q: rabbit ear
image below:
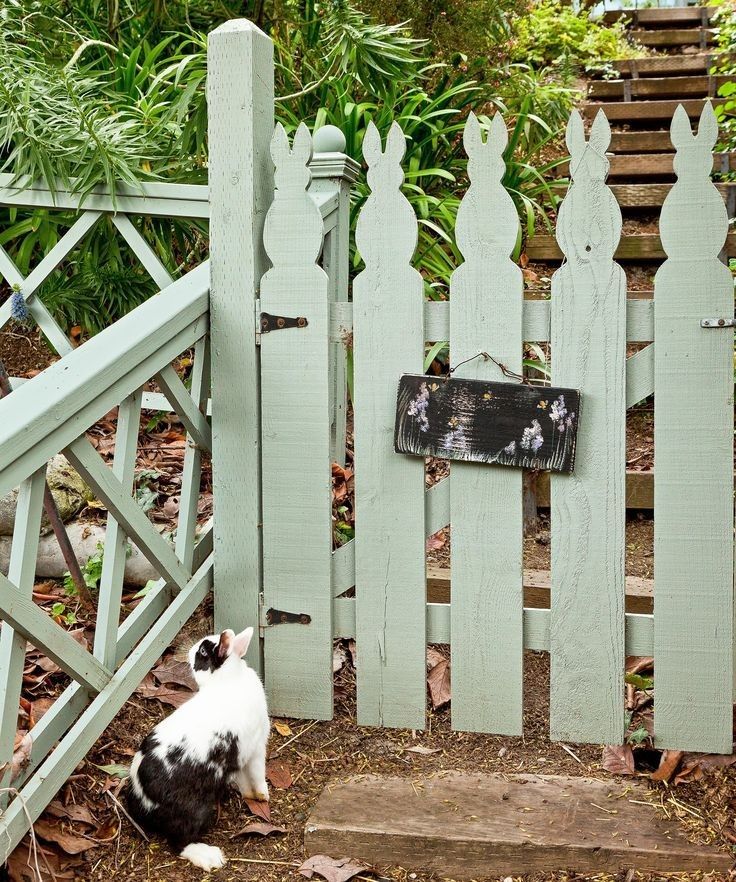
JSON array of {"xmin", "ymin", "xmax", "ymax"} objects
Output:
[
  {"xmin": 385, "ymin": 121, "xmax": 407, "ymax": 164},
  {"xmin": 489, "ymin": 112, "xmax": 508, "ymax": 153},
  {"xmin": 670, "ymin": 104, "xmax": 695, "ymax": 149},
  {"xmin": 217, "ymin": 629, "xmax": 235, "ymax": 660},
  {"xmin": 270, "ymin": 123, "xmax": 290, "ymax": 165},
  {"xmin": 362, "ymin": 121, "xmax": 383, "ymax": 166},
  {"xmin": 565, "ymin": 111, "xmax": 586, "ymax": 162},
  {"xmin": 588, "ymin": 110, "xmax": 611, "ymax": 155},
  {"xmin": 463, "ymin": 112, "xmax": 485, "ymax": 156},
  {"xmin": 230, "ymin": 627, "xmax": 254, "ymax": 659},
  {"xmin": 291, "ymin": 121, "xmax": 313, "ymax": 165},
  {"xmin": 695, "ymin": 101, "xmax": 718, "ymax": 150}
]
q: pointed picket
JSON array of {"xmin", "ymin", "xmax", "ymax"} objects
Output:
[
  {"xmin": 450, "ymin": 113, "xmax": 524, "ymax": 734},
  {"xmin": 354, "ymin": 122, "xmax": 426, "ymax": 729},
  {"xmin": 654, "ymin": 104, "xmax": 733, "ymax": 753},
  {"xmin": 260, "ymin": 123, "xmax": 333, "ymax": 719},
  {"xmin": 550, "ymin": 110, "xmax": 626, "ymax": 744}
]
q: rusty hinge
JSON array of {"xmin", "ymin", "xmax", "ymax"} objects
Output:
[
  {"xmin": 701, "ymin": 317, "xmax": 736, "ymax": 328},
  {"xmin": 258, "ymin": 594, "xmax": 312, "ymax": 636},
  {"xmin": 259, "ymin": 312, "xmax": 308, "ymax": 334}
]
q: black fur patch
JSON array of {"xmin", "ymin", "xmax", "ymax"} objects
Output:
[
  {"xmin": 192, "ymin": 638, "xmax": 225, "ymax": 674},
  {"xmin": 126, "ymin": 730, "xmax": 239, "ymax": 852}
]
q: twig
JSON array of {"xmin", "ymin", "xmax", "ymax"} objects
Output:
[
  {"xmin": 274, "ymin": 719, "xmax": 319, "ymax": 755},
  {"xmin": 227, "ymin": 858, "xmax": 301, "ymax": 866},
  {"xmin": 104, "ymin": 789, "xmax": 150, "ymax": 841},
  {"xmin": 560, "ymin": 743, "xmax": 582, "ymax": 764},
  {"xmin": 0, "ymin": 787, "xmax": 46, "ymax": 882}
]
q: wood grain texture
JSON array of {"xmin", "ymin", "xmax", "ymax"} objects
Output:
[
  {"xmin": 207, "ymin": 21, "xmax": 273, "ymax": 669},
  {"xmin": 603, "ymin": 7, "xmax": 716, "ymax": 24},
  {"xmin": 305, "ymin": 773, "xmax": 732, "ymax": 877},
  {"xmin": 527, "ymin": 231, "xmax": 736, "ymax": 260},
  {"xmin": 261, "ymin": 123, "xmax": 333, "ymax": 719},
  {"xmin": 0, "ymin": 468, "xmax": 46, "ymax": 801},
  {"xmin": 550, "ymin": 111, "xmax": 626, "ymax": 745},
  {"xmin": 353, "ymin": 122, "xmax": 426, "ymax": 729},
  {"xmin": 448, "ymin": 114, "xmax": 524, "ymax": 734},
  {"xmin": 654, "ymin": 104, "xmax": 734, "ymax": 753},
  {"xmin": 589, "ymin": 75, "xmax": 729, "ymax": 101},
  {"xmin": 630, "ymin": 28, "xmax": 715, "ymax": 47},
  {"xmin": 607, "ymin": 55, "xmax": 723, "ymax": 78},
  {"xmin": 583, "ymin": 98, "xmax": 725, "ymax": 122}
]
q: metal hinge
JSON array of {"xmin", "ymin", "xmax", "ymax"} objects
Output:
[
  {"xmin": 254, "ymin": 300, "xmax": 309, "ymax": 344},
  {"xmin": 700, "ymin": 317, "xmax": 736, "ymax": 328},
  {"xmin": 258, "ymin": 593, "xmax": 312, "ymax": 636}
]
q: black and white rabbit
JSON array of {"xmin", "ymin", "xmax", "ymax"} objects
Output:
[{"xmin": 126, "ymin": 627, "xmax": 269, "ymax": 871}]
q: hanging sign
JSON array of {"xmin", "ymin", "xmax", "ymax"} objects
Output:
[{"xmin": 394, "ymin": 374, "xmax": 580, "ymax": 474}]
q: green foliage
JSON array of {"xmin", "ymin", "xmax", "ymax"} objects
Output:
[
  {"xmin": 63, "ymin": 540, "xmax": 105, "ymax": 595},
  {"xmin": 627, "ymin": 726, "xmax": 650, "ymax": 746},
  {"xmin": 511, "ymin": 0, "xmax": 644, "ymax": 70},
  {"xmin": 625, "ymin": 672, "xmax": 654, "ymax": 691}
]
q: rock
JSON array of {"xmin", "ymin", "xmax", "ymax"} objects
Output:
[{"xmin": 0, "ymin": 455, "xmax": 92, "ymax": 536}]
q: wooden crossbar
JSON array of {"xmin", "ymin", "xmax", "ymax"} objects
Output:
[{"xmin": 155, "ymin": 364, "xmax": 212, "ymax": 452}]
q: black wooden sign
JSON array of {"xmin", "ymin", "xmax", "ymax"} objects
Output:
[{"xmin": 394, "ymin": 374, "xmax": 580, "ymax": 474}]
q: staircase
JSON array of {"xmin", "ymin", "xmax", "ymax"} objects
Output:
[{"xmin": 527, "ymin": 4, "xmax": 736, "ymax": 268}]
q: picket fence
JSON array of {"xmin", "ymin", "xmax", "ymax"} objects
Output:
[{"xmin": 0, "ymin": 16, "xmax": 733, "ymax": 862}]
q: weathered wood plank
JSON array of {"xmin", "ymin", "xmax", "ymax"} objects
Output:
[
  {"xmin": 111, "ymin": 214, "xmax": 175, "ymax": 291},
  {"xmin": 449, "ymin": 114, "xmax": 523, "ymax": 734},
  {"xmin": 261, "ymin": 123, "xmax": 333, "ymax": 719},
  {"xmin": 630, "ymin": 28, "xmax": 716, "ymax": 47},
  {"xmin": 603, "ymin": 7, "xmax": 716, "ymax": 25},
  {"xmin": 93, "ymin": 391, "xmax": 142, "ymax": 671},
  {"xmin": 589, "ymin": 75, "xmax": 731, "ymax": 101},
  {"xmin": 583, "ymin": 98, "xmax": 725, "ymax": 122},
  {"xmin": 606, "ymin": 54, "xmax": 730, "ymax": 78},
  {"xmin": 0, "ymin": 469, "xmax": 46, "ymax": 803},
  {"xmin": 585, "ymin": 152, "xmax": 736, "ymax": 179},
  {"xmin": 550, "ymin": 111, "xmax": 626, "ymax": 745},
  {"xmin": 654, "ymin": 104, "xmax": 734, "ymax": 753},
  {"xmin": 527, "ymin": 231, "xmax": 736, "ymax": 260},
  {"xmin": 208, "ymin": 20, "xmax": 273, "ymax": 666},
  {"xmin": 305, "ymin": 773, "xmax": 732, "ymax": 878},
  {"xmin": 354, "ymin": 122, "xmax": 426, "ymax": 729},
  {"xmin": 610, "ymin": 131, "xmax": 675, "ymax": 153},
  {"xmin": 155, "ymin": 364, "xmax": 212, "ymax": 452}
]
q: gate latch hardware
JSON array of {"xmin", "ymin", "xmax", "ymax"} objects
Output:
[
  {"xmin": 260, "ymin": 312, "xmax": 308, "ymax": 334},
  {"xmin": 700, "ymin": 318, "xmax": 736, "ymax": 328},
  {"xmin": 265, "ymin": 608, "xmax": 312, "ymax": 627}
]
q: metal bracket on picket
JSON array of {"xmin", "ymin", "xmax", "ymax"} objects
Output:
[
  {"xmin": 700, "ymin": 317, "xmax": 736, "ymax": 328},
  {"xmin": 259, "ymin": 312, "xmax": 308, "ymax": 334}
]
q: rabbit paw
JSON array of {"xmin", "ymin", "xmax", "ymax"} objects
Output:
[{"xmin": 180, "ymin": 843, "xmax": 226, "ymax": 871}]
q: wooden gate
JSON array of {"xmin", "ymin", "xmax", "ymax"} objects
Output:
[{"xmin": 216, "ymin": 22, "xmax": 736, "ymax": 753}]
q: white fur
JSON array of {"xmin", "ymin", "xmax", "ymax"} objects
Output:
[
  {"xmin": 180, "ymin": 842, "xmax": 226, "ymax": 871},
  {"xmin": 129, "ymin": 752, "xmax": 157, "ymax": 812}
]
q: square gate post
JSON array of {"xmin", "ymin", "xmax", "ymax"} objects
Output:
[{"xmin": 208, "ymin": 20, "xmax": 274, "ymax": 673}]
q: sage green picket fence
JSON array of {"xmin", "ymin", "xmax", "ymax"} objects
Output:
[{"xmin": 0, "ymin": 15, "xmax": 734, "ymax": 865}]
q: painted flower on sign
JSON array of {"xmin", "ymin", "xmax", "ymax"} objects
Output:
[{"xmin": 407, "ymin": 382, "xmax": 430, "ymax": 432}]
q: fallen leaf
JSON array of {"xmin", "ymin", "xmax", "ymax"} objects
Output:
[
  {"xmin": 6, "ymin": 839, "xmax": 78, "ymax": 882},
  {"xmin": 405, "ymin": 745, "xmax": 440, "ymax": 755},
  {"xmin": 135, "ymin": 673, "xmax": 191, "ymax": 708},
  {"xmin": 266, "ymin": 759, "xmax": 293, "ymax": 790},
  {"xmin": 626, "ymin": 656, "xmax": 654, "ymax": 676},
  {"xmin": 674, "ymin": 750, "xmax": 736, "ymax": 784},
  {"xmin": 426, "ymin": 651, "xmax": 451, "ymax": 710},
  {"xmin": 273, "ymin": 719, "xmax": 292, "ymax": 737},
  {"xmin": 244, "ymin": 798, "xmax": 271, "ymax": 822},
  {"xmin": 94, "ymin": 763, "xmax": 130, "ymax": 780},
  {"xmin": 425, "ymin": 531, "xmax": 446, "ymax": 551},
  {"xmin": 151, "ymin": 659, "xmax": 196, "ymax": 690},
  {"xmin": 34, "ymin": 819, "xmax": 98, "ymax": 854},
  {"xmin": 650, "ymin": 749, "xmax": 684, "ymax": 782},
  {"xmin": 31, "ymin": 698, "xmax": 55, "ymax": 727},
  {"xmin": 4, "ymin": 732, "xmax": 32, "ymax": 782},
  {"xmin": 601, "ymin": 744, "xmax": 636, "ymax": 776},
  {"xmin": 519, "ymin": 252, "xmax": 529, "ymax": 268},
  {"xmin": 230, "ymin": 822, "xmax": 286, "ymax": 839},
  {"xmin": 299, "ymin": 855, "xmax": 370, "ymax": 882},
  {"xmin": 45, "ymin": 801, "xmax": 97, "ymax": 827}
]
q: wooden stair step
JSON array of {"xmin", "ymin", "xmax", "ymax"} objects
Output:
[
  {"xmin": 605, "ymin": 54, "xmax": 723, "ymax": 77},
  {"xmin": 630, "ymin": 28, "xmax": 716, "ymax": 47},
  {"xmin": 526, "ymin": 232, "xmax": 736, "ymax": 261},
  {"xmin": 588, "ymin": 74, "xmax": 732, "ymax": 100},
  {"xmin": 583, "ymin": 97, "xmax": 726, "ymax": 122},
  {"xmin": 610, "ymin": 130, "xmax": 675, "ymax": 153},
  {"xmin": 603, "ymin": 7, "xmax": 716, "ymax": 26},
  {"xmin": 306, "ymin": 773, "xmax": 733, "ymax": 878},
  {"xmin": 602, "ymin": 152, "xmax": 736, "ymax": 178},
  {"xmin": 609, "ymin": 182, "xmax": 735, "ymax": 209}
]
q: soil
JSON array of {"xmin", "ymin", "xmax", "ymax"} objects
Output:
[{"xmin": 0, "ymin": 326, "xmax": 59, "ymax": 378}]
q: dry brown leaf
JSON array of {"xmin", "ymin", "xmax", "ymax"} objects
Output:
[
  {"xmin": 425, "ymin": 532, "xmax": 446, "ymax": 551},
  {"xmin": 135, "ymin": 673, "xmax": 191, "ymax": 708},
  {"xmin": 674, "ymin": 750, "xmax": 736, "ymax": 784},
  {"xmin": 273, "ymin": 719, "xmax": 292, "ymax": 737},
  {"xmin": 3, "ymin": 732, "xmax": 32, "ymax": 782},
  {"xmin": 244, "ymin": 798, "xmax": 271, "ymax": 822},
  {"xmin": 230, "ymin": 822, "xmax": 286, "ymax": 839},
  {"xmin": 601, "ymin": 744, "xmax": 636, "ymax": 776},
  {"xmin": 31, "ymin": 698, "xmax": 55, "ymax": 727},
  {"xmin": 405, "ymin": 745, "xmax": 440, "ymax": 755},
  {"xmin": 426, "ymin": 652, "xmax": 451, "ymax": 710},
  {"xmin": 151, "ymin": 659, "xmax": 196, "ymax": 691},
  {"xmin": 33, "ymin": 819, "xmax": 98, "ymax": 854},
  {"xmin": 299, "ymin": 855, "xmax": 370, "ymax": 882},
  {"xmin": 266, "ymin": 759, "xmax": 293, "ymax": 790},
  {"xmin": 45, "ymin": 801, "xmax": 96, "ymax": 827},
  {"xmin": 626, "ymin": 656, "xmax": 654, "ymax": 675},
  {"xmin": 650, "ymin": 749, "xmax": 684, "ymax": 782},
  {"xmin": 6, "ymin": 839, "xmax": 79, "ymax": 882}
]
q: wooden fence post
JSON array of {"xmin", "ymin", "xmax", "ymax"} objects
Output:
[
  {"xmin": 654, "ymin": 104, "xmax": 733, "ymax": 753},
  {"xmin": 550, "ymin": 110, "xmax": 626, "ymax": 745},
  {"xmin": 354, "ymin": 123, "xmax": 426, "ymax": 729},
  {"xmin": 207, "ymin": 20, "xmax": 273, "ymax": 672},
  {"xmin": 450, "ymin": 113, "xmax": 524, "ymax": 735}
]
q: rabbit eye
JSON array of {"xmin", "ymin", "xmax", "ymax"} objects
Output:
[{"xmin": 198, "ymin": 646, "xmax": 207, "ymax": 657}]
